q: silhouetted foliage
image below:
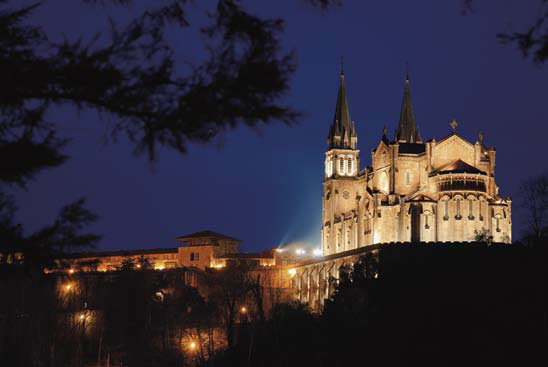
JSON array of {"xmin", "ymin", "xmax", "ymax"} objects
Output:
[
  {"xmin": 0, "ymin": 196, "xmax": 100, "ymax": 271},
  {"xmin": 519, "ymin": 172, "xmax": 548, "ymax": 245},
  {"xmin": 0, "ymin": 0, "xmax": 303, "ymax": 165},
  {"xmin": 464, "ymin": 0, "xmax": 548, "ymax": 64},
  {"xmin": 204, "ymin": 264, "xmax": 252, "ymax": 349},
  {"xmin": 498, "ymin": 0, "xmax": 548, "ymax": 63},
  {"xmin": 214, "ymin": 245, "xmax": 546, "ymax": 367}
]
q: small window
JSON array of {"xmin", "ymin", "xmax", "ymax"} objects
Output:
[
  {"xmin": 195, "ymin": 253, "xmax": 199, "ymax": 261},
  {"xmin": 339, "ymin": 159, "xmax": 345, "ymax": 174},
  {"xmin": 347, "ymin": 158, "xmax": 352, "ymax": 174},
  {"xmin": 190, "ymin": 253, "xmax": 194, "ymax": 261},
  {"xmin": 468, "ymin": 200, "xmax": 474, "ymax": 220}
]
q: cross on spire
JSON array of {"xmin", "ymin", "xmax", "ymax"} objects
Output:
[{"xmin": 450, "ymin": 119, "xmax": 458, "ymax": 133}]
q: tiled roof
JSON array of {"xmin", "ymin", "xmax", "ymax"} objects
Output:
[
  {"xmin": 176, "ymin": 230, "xmax": 240, "ymax": 242},
  {"xmin": 64, "ymin": 247, "xmax": 178, "ymax": 259},
  {"xmin": 432, "ymin": 159, "xmax": 486, "ymax": 175},
  {"xmin": 217, "ymin": 252, "xmax": 274, "ymax": 259}
]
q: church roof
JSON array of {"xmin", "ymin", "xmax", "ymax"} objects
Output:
[
  {"xmin": 431, "ymin": 159, "xmax": 486, "ymax": 175},
  {"xmin": 63, "ymin": 247, "xmax": 179, "ymax": 259},
  {"xmin": 398, "ymin": 142, "xmax": 425, "ymax": 154},
  {"xmin": 176, "ymin": 230, "xmax": 240, "ymax": 242},
  {"xmin": 395, "ymin": 73, "xmax": 420, "ymax": 143},
  {"xmin": 217, "ymin": 252, "xmax": 274, "ymax": 260},
  {"xmin": 407, "ymin": 193, "xmax": 437, "ymax": 203},
  {"xmin": 327, "ymin": 71, "xmax": 356, "ymax": 149}
]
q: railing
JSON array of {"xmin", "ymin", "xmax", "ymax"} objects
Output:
[{"xmin": 438, "ymin": 180, "xmax": 486, "ymax": 192}]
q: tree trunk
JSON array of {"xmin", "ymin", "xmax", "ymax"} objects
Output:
[{"xmin": 97, "ymin": 331, "xmax": 103, "ymax": 367}]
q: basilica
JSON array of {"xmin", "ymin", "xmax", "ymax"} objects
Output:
[{"xmin": 321, "ymin": 71, "xmax": 512, "ymax": 255}]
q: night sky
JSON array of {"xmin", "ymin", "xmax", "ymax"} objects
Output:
[{"xmin": 14, "ymin": 1, "xmax": 548, "ymax": 253}]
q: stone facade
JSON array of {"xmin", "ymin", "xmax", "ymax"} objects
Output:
[
  {"xmin": 321, "ymin": 73, "xmax": 512, "ymax": 256},
  {"xmin": 56, "ymin": 231, "xmax": 275, "ymax": 273}
]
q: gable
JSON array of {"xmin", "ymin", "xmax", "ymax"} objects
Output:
[
  {"xmin": 372, "ymin": 140, "xmax": 390, "ymax": 169},
  {"xmin": 432, "ymin": 134, "xmax": 475, "ymax": 170}
]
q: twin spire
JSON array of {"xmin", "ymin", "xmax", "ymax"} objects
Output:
[
  {"xmin": 395, "ymin": 72, "xmax": 421, "ymax": 143},
  {"xmin": 327, "ymin": 71, "xmax": 357, "ymax": 150},
  {"xmin": 327, "ymin": 68, "xmax": 422, "ymax": 150}
]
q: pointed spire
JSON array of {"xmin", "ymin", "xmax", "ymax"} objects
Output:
[
  {"xmin": 414, "ymin": 125, "xmax": 422, "ymax": 143},
  {"xmin": 395, "ymin": 70, "xmax": 418, "ymax": 143},
  {"xmin": 381, "ymin": 124, "xmax": 389, "ymax": 145},
  {"xmin": 327, "ymin": 68, "xmax": 356, "ymax": 150}
]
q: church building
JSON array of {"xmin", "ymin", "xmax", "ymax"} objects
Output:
[{"xmin": 321, "ymin": 71, "xmax": 512, "ymax": 256}]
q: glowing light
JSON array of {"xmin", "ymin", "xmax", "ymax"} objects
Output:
[
  {"xmin": 189, "ymin": 342, "xmax": 196, "ymax": 350},
  {"xmin": 313, "ymin": 248, "xmax": 322, "ymax": 256},
  {"xmin": 68, "ymin": 269, "xmax": 74, "ymax": 274},
  {"xmin": 295, "ymin": 249, "xmax": 305, "ymax": 255},
  {"xmin": 240, "ymin": 306, "xmax": 247, "ymax": 313},
  {"xmin": 79, "ymin": 314, "xmax": 85, "ymax": 320},
  {"xmin": 136, "ymin": 264, "xmax": 141, "ymax": 269},
  {"xmin": 155, "ymin": 265, "xmax": 165, "ymax": 271},
  {"xmin": 288, "ymin": 268, "xmax": 296, "ymax": 277},
  {"xmin": 373, "ymin": 232, "xmax": 380, "ymax": 244},
  {"xmin": 65, "ymin": 284, "xmax": 73, "ymax": 291},
  {"xmin": 275, "ymin": 248, "xmax": 284, "ymax": 253}
]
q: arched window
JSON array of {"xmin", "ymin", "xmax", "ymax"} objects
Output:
[
  {"xmin": 456, "ymin": 198, "xmax": 462, "ymax": 219},
  {"xmin": 468, "ymin": 199, "xmax": 474, "ymax": 220},
  {"xmin": 495, "ymin": 214, "xmax": 501, "ymax": 232},
  {"xmin": 339, "ymin": 158, "xmax": 345, "ymax": 175},
  {"xmin": 326, "ymin": 157, "xmax": 333, "ymax": 177},
  {"xmin": 347, "ymin": 158, "xmax": 352, "ymax": 175},
  {"xmin": 444, "ymin": 200, "xmax": 449, "ymax": 220}
]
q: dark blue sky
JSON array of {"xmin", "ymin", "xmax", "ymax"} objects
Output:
[{"xmin": 15, "ymin": 0, "xmax": 547, "ymax": 252}]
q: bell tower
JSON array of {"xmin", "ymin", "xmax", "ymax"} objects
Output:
[
  {"xmin": 324, "ymin": 70, "xmax": 359, "ymax": 179},
  {"xmin": 322, "ymin": 70, "xmax": 360, "ymax": 255}
]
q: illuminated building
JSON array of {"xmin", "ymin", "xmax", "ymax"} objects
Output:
[
  {"xmin": 321, "ymin": 70, "xmax": 512, "ymax": 256},
  {"xmin": 53, "ymin": 230, "xmax": 275, "ymax": 272}
]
